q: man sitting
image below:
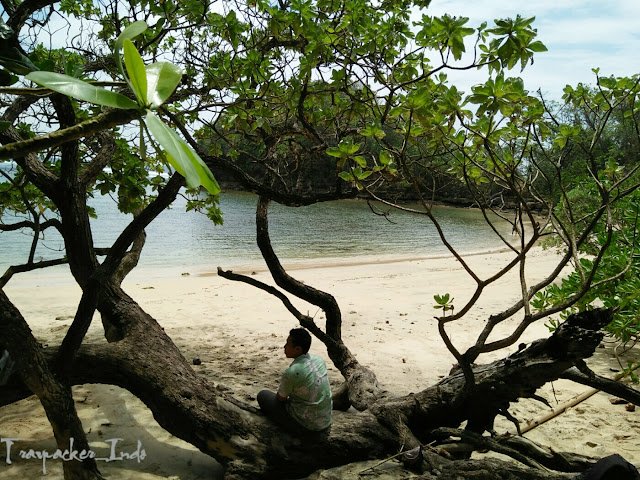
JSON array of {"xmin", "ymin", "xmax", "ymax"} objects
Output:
[{"xmin": 257, "ymin": 328, "xmax": 332, "ymax": 433}]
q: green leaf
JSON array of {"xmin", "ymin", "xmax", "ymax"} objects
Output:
[
  {"xmin": 145, "ymin": 111, "xmax": 220, "ymax": 194},
  {"xmin": 361, "ymin": 125, "xmax": 385, "ymax": 139},
  {"xmin": 434, "ymin": 293, "xmax": 452, "ymax": 305},
  {"xmin": 146, "ymin": 62, "xmax": 183, "ymax": 107},
  {"xmin": 338, "ymin": 141, "xmax": 360, "ymax": 155},
  {"xmin": 353, "ymin": 155, "xmax": 367, "ymax": 167},
  {"xmin": 528, "ymin": 40, "xmax": 548, "ymax": 53},
  {"xmin": 123, "ymin": 39, "xmax": 147, "ymax": 105},
  {"xmin": 26, "ymin": 71, "xmax": 138, "ymax": 109},
  {"xmin": 326, "ymin": 146, "xmax": 344, "ymax": 158},
  {"xmin": 114, "ymin": 21, "xmax": 147, "ymax": 53},
  {"xmin": 338, "ymin": 171, "xmax": 354, "ymax": 182}
]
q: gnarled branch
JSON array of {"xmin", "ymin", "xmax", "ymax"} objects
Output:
[{"xmin": 0, "ymin": 108, "xmax": 140, "ymax": 161}]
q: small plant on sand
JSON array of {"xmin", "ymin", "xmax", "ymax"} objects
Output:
[{"xmin": 433, "ymin": 293, "xmax": 455, "ymax": 316}]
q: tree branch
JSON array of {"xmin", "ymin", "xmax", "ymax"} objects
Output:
[
  {"xmin": 79, "ymin": 132, "xmax": 117, "ymax": 187},
  {"xmin": 216, "ymin": 267, "xmax": 339, "ymax": 349},
  {"xmin": 560, "ymin": 366, "xmax": 640, "ymax": 406},
  {"xmin": 56, "ymin": 173, "xmax": 184, "ymax": 365},
  {"xmin": 255, "ymin": 196, "xmax": 343, "ymax": 339},
  {"xmin": 0, "ymin": 217, "xmax": 62, "ymax": 232},
  {"xmin": 0, "ymin": 108, "xmax": 140, "ymax": 161},
  {"xmin": 162, "ymin": 108, "xmax": 358, "ymax": 207},
  {"xmin": 0, "ymin": 289, "xmax": 104, "ymax": 479},
  {"xmin": 0, "ymin": 257, "xmax": 68, "ymax": 288},
  {"xmin": 433, "ymin": 427, "xmax": 594, "ymax": 473},
  {"xmin": 217, "ymin": 195, "xmax": 381, "ymax": 410},
  {"xmin": 6, "ymin": 0, "xmax": 58, "ymax": 31}
]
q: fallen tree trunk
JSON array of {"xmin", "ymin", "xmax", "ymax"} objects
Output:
[
  {"xmin": 2, "ymin": 296, "xmax": 626, "ymax": 478},
  {"xmin": 370, "ymin": 309, "xmax": 614, "ymax": 447},
  {"xmin": 311, "ymin": 449, "xmax": 584, "ymax": 480}
]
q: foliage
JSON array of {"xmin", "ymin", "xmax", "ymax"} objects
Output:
[
  {"xmin": 535, "ymin": 192, "xmax": 640, "ymax": 342},
  {"xmin": 433, "ymin": 293, "xmax": 455, "ymax": 315},
  {"xmin": 4, "ymin": 0, "xmax": 638, "ymax": 340},
  {"xmin": 530, "ymin": 74, "xmax": 640, "ymax": 344},
  {"xmin": 0, "ymin": 167, "xmax": 57, "ymax": 218},
  {"xmin": 24, "ymin": 22, "xmax": 220, "ymax": 196},
  {"xmin": 177, "ymin": 1, "xmax": 552, "ymax": 197}
]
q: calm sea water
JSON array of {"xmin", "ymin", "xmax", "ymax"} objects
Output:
[{"xmin": 0, "ymin": 181, "xmax": 514, "ymax": 272}]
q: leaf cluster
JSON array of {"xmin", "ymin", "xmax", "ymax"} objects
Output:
[
  {"xmin": 24, "ymin": 21, "xmax": 219, "ymax": 196},
  {"xmin": 530, "ymin": 75, "xmax": 640, "ymax": 343}
]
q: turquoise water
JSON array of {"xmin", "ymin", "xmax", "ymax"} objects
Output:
[{"xmin": 0, "ymin": 188, "xmax": 515, "ymax": 272}]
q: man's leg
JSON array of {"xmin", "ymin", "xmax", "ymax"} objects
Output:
[{"xmin": 257, "ymin": 390, "xmax": 301, "ymax": 432}]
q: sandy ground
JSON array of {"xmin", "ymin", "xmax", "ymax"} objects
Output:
[{"xmin": 1, "ymin": 247, "xmax": 639, "ymax": 479}]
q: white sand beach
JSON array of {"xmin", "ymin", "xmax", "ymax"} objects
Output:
[{"xmin": 1, "ymin": 247, "xmax": 639, "ymax": 479}]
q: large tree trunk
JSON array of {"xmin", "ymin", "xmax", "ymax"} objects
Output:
[
  {"xmin": 0, "ymin": 290, "xmax": 103, "ymax": 480},
  {"xmin": 1, "ymin": 287, "xmax": 619, "ymax": 479}
]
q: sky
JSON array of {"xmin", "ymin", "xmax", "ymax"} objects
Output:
[{"xmin": 424, "ymin": 0, "xmax": 640, "ymax": 100}]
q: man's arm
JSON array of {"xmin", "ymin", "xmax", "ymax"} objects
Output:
[{"xmin": 277, "ymin": 367, "xmax": 293, "ymax": 402}]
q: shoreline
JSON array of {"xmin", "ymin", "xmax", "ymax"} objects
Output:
[
  {"xmin": 198, "ymin": 245, "xmax": 519, "ymax": 276},
  {"xmin": 2, "ymin": 244, "xmax": 521, "ymax": 286}
]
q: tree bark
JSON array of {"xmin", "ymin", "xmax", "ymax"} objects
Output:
[
  {"xmin": 0, "ymin": 109, "xmax": 140, "ymax": 161},
  {"xmin": 0, "ymin": 290, "xmax": 104, "ymax": 480}
]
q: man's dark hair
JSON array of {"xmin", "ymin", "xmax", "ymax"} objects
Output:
[{"xmin": 289, "ymin": 328, "xmax": 311, "ymax": 353}]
